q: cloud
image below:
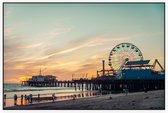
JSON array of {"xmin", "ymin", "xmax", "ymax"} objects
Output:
[
  {"xmin": 56, "ymin": 42, "xmax": 90, "ymax": 54},
  {"xmin": 4, "ymin": 41, "xmax": 44, "ymax": 63},
  {"xmin": 36, "ymin": 40, "xmax": 97, "ymax": 60},
  {"xmin": 16, "ymin": 42, "xmax": 43, "ymax": 49},
  {"xmin": 36, "ymin": 35, "xmax": 131, "ymax": 60},
  {"xmin": 48, "ymin": 27, "xmax": 72, "ymax": 37},
  {"xmin": 5, "ymin": 42, "xmax": 43, "ymax": 53},
  {"xmin": 36, "ymin": 42, "xmax": 88, "ymax": 60},
  {"xmin": 90, "ymin": 54, "xmax": 107, "ymax": 60},
  {"xmin": 65, "ymin": 36, "xmax": 128, "ymax": 51}
]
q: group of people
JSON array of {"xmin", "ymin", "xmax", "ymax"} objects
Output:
[
  {"xmin": 14, "ymin": 94, "xmax": 33, "ymax": 105},
  {"xmin": 3, "ymin": 93, "xmax": 57, "ymax": 106}
]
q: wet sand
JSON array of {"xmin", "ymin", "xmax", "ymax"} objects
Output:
[{"xmin": 4, "ymin": 90, "xmax": 165, "ymax": 110}]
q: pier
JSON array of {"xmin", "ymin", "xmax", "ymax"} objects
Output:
[
  {"xmin": 22, "ymin": 78, "xmax": 164, "ymax": 92},
  {"xmin": 21, "ymin": 43, "xmax": 165, "ymax": 93}
]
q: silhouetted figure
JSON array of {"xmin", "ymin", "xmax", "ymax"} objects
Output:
[
  {"xmin": 125, "ymin": 89, "xmax": 129, "ymax": 95},
  {"xmin": 24, "ymin": 94, "xmax": 27, "ymax": 104},
  {"xmin": 38, "ymin": 94, "xmax": 40, "ymax": 102},
  {"xmin": 21, "ymin": 95, "xmax": 23, "ymax": 105},
  {"xmin": 27, "ymin": 95, "xmax": 30, "ymax": 103},
  {"xmin": 73, "ymin": 95, "xmax": 76, "ymax": 100},
  {"xmin": 52, "ymin": 93, "xmax": 56, "ymax": 102},
  {"xmin": 14, "ymin": 94, "xmax": 17, "ymax": 105},
  {"xmin": 4, "ymin": 94, "xmax": 6, "ymax": 106},
  {"xmin": 123, "ymin": 88, "xmax": 129, "ymax": 96},
  {"xmin": 29, "ymin": 94, "xmax": 33, "ymax": 103}
]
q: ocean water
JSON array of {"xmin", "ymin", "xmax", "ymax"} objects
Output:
[{"xmin": 3, "ymin": 83, "xmax": 95, "ymax": 107}]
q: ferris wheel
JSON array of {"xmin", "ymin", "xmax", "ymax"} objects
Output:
[{"xmin": 108, "ymin": 43, "xmax": 143, "ymax": 71}]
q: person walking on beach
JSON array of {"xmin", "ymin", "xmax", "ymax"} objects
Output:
[
  {"xmin": 52, "ymin": 93, "xmax": 56, "ymax": 102},
  {"xmin": 4, "ymin": 94, "xmax": 6, "ymax": 106},
  {"xmin": 123, "ymin": 85, "xmax": 129, "ymax": 96},
  {"xmin": 21, "ymin": 95, "xmax": 23, "ymax": 105},
  {"xmin": 27, "ymin": 95, "xmax": 30, "ymax": 103},
  {"xmin": 123, "ymin": 88, "xmax": 129, "ymax": 96},
  {"xmin": 125, "ymin": 88, "xmax": 129, "ymax": 95},
  {"xmin": 24, "ymin": 94, "xmax": 27, "ymax": 104},
  {"xmin": 29, "ymin": 94, "xmax": 33, "ymax": 103},
  {"xmin": 14, "ymin": 94, "xmax": 17, "ymax": 105}
]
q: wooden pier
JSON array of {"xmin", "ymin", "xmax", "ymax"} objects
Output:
[
  {"xmin": 21, "ymin": 59, "xmax": 165, "ymax": 92},
  {"xmin": 22, "ymin": 78, "xmax": 165, "ymax": 92}
]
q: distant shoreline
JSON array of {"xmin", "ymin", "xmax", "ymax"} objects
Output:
[{"xmin": 4, "ymin": 90, "xmax": 165, "ymax": 110}]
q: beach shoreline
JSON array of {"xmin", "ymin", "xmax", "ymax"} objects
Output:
[
  {"xmin": 3, "ymin": 89, "xmax": 100, "ymax": 107},
  {"xmin": 4, "ymin": 90, "xmax": 165, "ymax": 110}
]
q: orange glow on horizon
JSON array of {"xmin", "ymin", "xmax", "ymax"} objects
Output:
[
  {"xmin": 7, "ymin": 57, "xmax": 165, "ymax": 83},
  {"xmin": 19, "ymin": 76, "xmax": 32, "ymax": 82}
]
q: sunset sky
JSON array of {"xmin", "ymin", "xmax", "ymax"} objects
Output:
[{"xmin": 4, "ymin": 3, "xmax": 164, "ymax": 83}]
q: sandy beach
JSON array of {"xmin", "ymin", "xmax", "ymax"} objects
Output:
[{"xmin": 4, "ymin": 90, "xmax": 165, "ymax": 110}]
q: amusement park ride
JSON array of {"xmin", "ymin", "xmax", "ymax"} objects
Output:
[{"xmin": 96, "ymin": 43, "xmax": 165, "ymax": 80}]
